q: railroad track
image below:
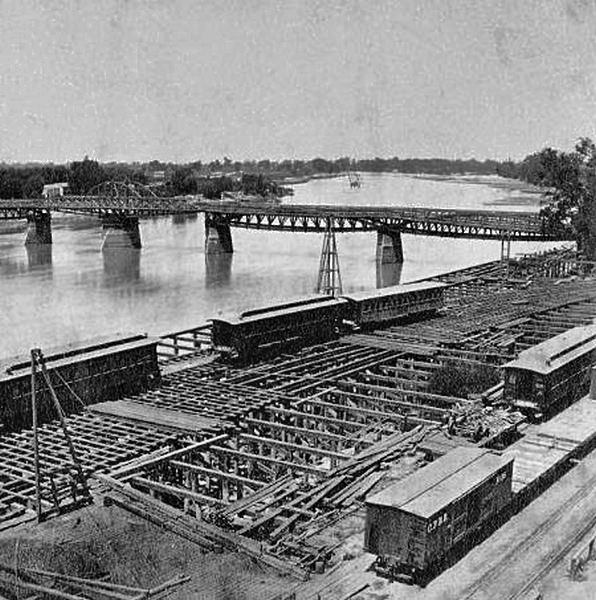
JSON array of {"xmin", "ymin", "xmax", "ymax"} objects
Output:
[
  {"xmin": 458, "ymin": 466, "xmax": 596, "ymax": 600},
  {"xmin": 508, "ymin": 510, "xmax": 596, "ymax": 600}
]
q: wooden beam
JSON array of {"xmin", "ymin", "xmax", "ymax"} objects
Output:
[
  {"xmin": 238, "ymin": 434, "xmax": 348, "ymax": 460},
  {"xmin": 131, "ymin": 476, "xmax": 228, "ymax": 506},
  {"xmin": 302, "ymin": 399, "xmax": 436, "ymax": 426},
  {"xmin": 245, "ymin": 418, "xmax": 355, "ymax": 444},
  {"xmin": 208, "ymin": 445, "xmax": 329, "ymax": 476},
  {"xmin": 169, "ymin": 461, "xmax": 267, "ymax": 488},
  {"xmin": 111, "ymin": 435, "xmax": 229, "ymax": 479}
]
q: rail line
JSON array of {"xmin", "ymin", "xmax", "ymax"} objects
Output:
[
  {"xmin": 458, "ymin": 467, "xmax": 596, "ymax": 600},
  {"xmin": 507, "ymin": 508, "xmax": 596, "ymax": 599}
]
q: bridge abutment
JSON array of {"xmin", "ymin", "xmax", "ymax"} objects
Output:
[
  {"xmin": 205, "ymin": 216, "xmax": 233, "ymax": 254},
  {"xmin": 376, "ymin": 228, "xmax": 403, "ymax": 264},
  {"xmin": 25, "ymin": 211, "xmax": 52, "ymax": 245},
  {"xmin": 101, "ymin": 215, "xmax": 142, "ymax": 249}
]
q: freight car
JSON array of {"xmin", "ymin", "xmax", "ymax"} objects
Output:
[
  {"xmin": 211, "ymin": 297, "xmax": 348, "ymax": 361},
  {"xmin": 364, "ymin": 447, "xmax": 513, "ymax": 583},
  {"xmin": 0, "ymin": 334, "xmax": 160, "ymax": 432},
  {"xmin": 342, "ymin": 281, "xmax": 446, "ymax": 328},
  {"xmin": 503, "ymin": 323, "xmax": 596, "ymax": 421}
]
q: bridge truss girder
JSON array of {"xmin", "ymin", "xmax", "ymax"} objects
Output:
[{"xmin": 222, "ymin": 212, "xmax": 561, "ymax": 241}]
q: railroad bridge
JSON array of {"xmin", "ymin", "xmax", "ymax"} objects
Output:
[{"xmin": 0, "ymin": 182, "xmax": 572, "ymax": 267}]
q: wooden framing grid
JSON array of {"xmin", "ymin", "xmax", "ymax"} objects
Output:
[
  {"xmin": 2, "ymin": 248, "xmax": 596, "ymax": 561},
  {"xmin": 0, "ymin": 412, "xmax": 173, "ymax": 525}
]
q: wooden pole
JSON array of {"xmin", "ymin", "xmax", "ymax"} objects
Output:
[
  {"xmin": 35, "ymin": 349, "xmax": 90, "ymax": 498},
  {"xmin": 31, "ymin": 349, "xmax": 42, "ymax": 523}
]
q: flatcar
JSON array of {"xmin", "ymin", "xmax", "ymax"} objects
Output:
[
  {"xmin": 211, "ymin": 297, "xmax": 348, "ymax": 361},
  {"xmin": 341, "ymin": 281, "xmax": 446, "ymax": 328},
  {"xmin": 364, "ymin": 447, "xmax": 513, "ymax": 583}
]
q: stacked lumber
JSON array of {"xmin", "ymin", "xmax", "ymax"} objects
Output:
[{"xmin": 261, "ymin": 427, "xmax": 433, "ymax": 570}]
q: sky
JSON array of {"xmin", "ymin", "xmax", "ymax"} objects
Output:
[{"xmin": 1, "ymin": 0, "xmax": 596, "ymax": 163}]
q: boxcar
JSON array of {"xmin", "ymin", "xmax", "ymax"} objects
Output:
[
  {"xmin": 341, "ymin": 281, "xmax": 446, "ymax": 328},
  {"xmin": 503, "ymin": 323, "xmax": 596, "ymax": 421},
  {"xmin": 211, "ymin": 297, "xmax": 348, "ymax": 361},
  {"xmin": 364, "ymin": 447, "xmax": 513, "ymax": 582},
  {"xmin": 0, "ymin": 334, "xmax": 160, "ymax": 432}
]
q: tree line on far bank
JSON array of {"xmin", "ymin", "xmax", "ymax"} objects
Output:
[{"xmin": 0, "ymin": 155, "xmax": 504, "ymax": 200}]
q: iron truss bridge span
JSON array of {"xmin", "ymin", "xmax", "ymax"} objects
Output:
[
  {"xmin": 205, "ymin": 202, "xmax": 565, "ymax": 241},
  {"xmin": 0, "ymin": 197, "xmax": 569, "ymax": 241},
  {"xmin": 0, "ymin": 196, "xmax": 203, "ymax": 219}
]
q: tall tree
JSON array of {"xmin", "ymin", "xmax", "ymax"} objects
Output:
[
  {"xmin": 532, "ymin": 138, "xmax": 596, "ymax": 259},
  {"xmin": 68, "ymin": 157, "xmax": 106, "ymax": 194}
]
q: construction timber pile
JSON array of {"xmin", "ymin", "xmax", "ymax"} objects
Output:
[{"xmin": 1, "ymin": 247, "xmax": 596, "ymax": 597}]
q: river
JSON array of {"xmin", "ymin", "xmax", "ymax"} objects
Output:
[{"xmin": 0, "ymin": 173, "xmax": 563, "ymax": 360}]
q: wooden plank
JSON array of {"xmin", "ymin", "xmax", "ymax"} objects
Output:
[
  {"xmin": 91, "ymin": 401, "xmax": 221, "ymax": 433},
  {"xmin": 131, "ymin": 476, "xmax": 228, "ymax": 507},
  {"xmin": 209, "ymin": 446, "xmax": 329, "ymax": 476}
]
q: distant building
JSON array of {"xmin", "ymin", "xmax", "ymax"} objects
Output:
[
  {"xmin": 150, "ymin": 170, "xmax": 166, "ymax": 181},
  {"xmin": 42, "ymin": 182, "xmax": 69, "ymax": 198}
]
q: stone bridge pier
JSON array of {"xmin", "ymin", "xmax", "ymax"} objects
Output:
[
  {"xmin": 101, "ymin": 215, "xmax": 142, "ymax": 249},
  {"xmin": 376, "ymin": 228, "xmax": 404, "ymax": 264},
  {"xmin": 375, "ymin": 228, "xmax": 404, "ymax": 288},
  {"xmin": 205, "ymin": 215, "xmax": 233, "ymax": 254},
  {"xmin": 25, "ymin": 211, "xmax": 52, "ymax": 245}
]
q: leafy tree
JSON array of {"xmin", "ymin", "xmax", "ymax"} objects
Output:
[
  {"xmin": 170, "ymin": 167, "xmax": 197, "ymax": 195},
  {"xmin": 23, "ymin": 173, "xmax": 44, "ymax": 198},
  {"xmin": 428, "ymin": 361, "xmax": 500, "ymax": 398},
  {"xmin": 69, "ymin": 157, "xmax": 106, "ymax": 194},
  {"xmin": 521, "ymin": 139, "xmax": 596, "ymax": 258}
]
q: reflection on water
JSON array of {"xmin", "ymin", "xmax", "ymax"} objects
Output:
[
  {"xmin": 172, "ymin": 213, "xmax": 199, "ymax": 225},
  {"xmin": 205, "ymin": 253, "xmax": 233, "ymax": 288},
  {"xmin": 26, "ymin": 244, "xmax": 53, "ymax": 269},
  {"xmin": 376, "ymin": 261, "xmax": 403, "ymax": 288},
  {"xmin": 102, "ymin": 248, "xmax": 141, "ymax": 283}
]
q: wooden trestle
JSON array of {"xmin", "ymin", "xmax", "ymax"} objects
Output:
[{"xmin": 3, "ymin": 250, "xmax": 596, "ymax": 577}]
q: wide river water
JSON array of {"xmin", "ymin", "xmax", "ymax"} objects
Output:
[{"xmin": 0, "ymin": 173, "xmax": 563, "ymax": 360}]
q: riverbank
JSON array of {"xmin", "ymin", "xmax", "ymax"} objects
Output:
[{"xmin": 412, "ymin": 174, "xmax": 544, "ymax": 206}]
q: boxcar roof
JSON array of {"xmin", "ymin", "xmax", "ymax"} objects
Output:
[
  {"xmin": 341, "ymin": 281, "xmax": 446, "ymax": 302},
  {"xmin": 0, "ymin": 334, "xmax": 157, "ymax": 380},
  {"xmin": 211, "ymin": 297, "xmax": 348, "ymax": 325},
  {"xmin": 366, "ymin": 447, "xmax": 511, "ymax": 519},
  {"xmin": 503, "ymin": 323, "xmax": 596, "ymax": 375},
  {"xmin": 241, "ymin": 295, "xmax": 340, "ymax": 318}
]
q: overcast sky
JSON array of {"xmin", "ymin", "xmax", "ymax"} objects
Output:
[{"xmin": 1, "ymin": 0, "xmax": 595, "ymax": 163}]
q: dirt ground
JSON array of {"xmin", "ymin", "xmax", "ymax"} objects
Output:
[{"xmin": 0, "ymin": 500, "xmax": 291, "ymax": 600}]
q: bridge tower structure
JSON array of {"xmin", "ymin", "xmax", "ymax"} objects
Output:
[{"xmin": 316, "ymin": 219, "xmax": 343, "ymax": 296}]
